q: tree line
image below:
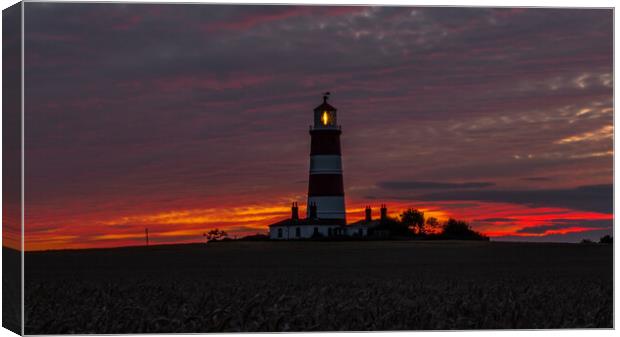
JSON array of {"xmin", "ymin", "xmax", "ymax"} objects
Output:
[
  {"xmin": 205, "ymin": 208, "xmax": 490, "ymax": 242},
  {"xmin": 373, "ymin": 208, "xmax": 489, "ymax": 241}
]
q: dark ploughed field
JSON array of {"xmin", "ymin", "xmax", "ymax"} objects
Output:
[{"xmin": 25, "ymin": 241, "xmax": 612, "ymax": 333}]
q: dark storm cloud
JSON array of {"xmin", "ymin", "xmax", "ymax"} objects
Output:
[
  {"xmin": 493, "ymin": 228, "xmax": 612, "ymax": 243},
  {"xmin": 516, "ymin": 219, "xmax": 612, "ymax": 234},
  {"xmin": 521, "ymin": 177, "xmax": 553, "ymax": 182},
  {"xmin": 378, "ymin": 181, "xmax": 495, "ymax": 190},
  {"xmin": 407, "ymin": 155, "xmax": 612, "ymax": 184},
  {"xmin": 418, "ymin": 184, "xmax": 612, "ymax": 214}
]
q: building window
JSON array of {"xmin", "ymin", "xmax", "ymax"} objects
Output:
[
  {"xmin": 296, "ymin": 227, "xmax": 300, "ymax": 237},
  {"xmin": 278, "ymin": 228, "xmax": 283, "ymax": 238}
]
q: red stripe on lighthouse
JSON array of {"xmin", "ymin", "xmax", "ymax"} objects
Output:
[
  {"xmin": 308, "ymin": 174, "xmax": 345, "ymax": 196},
  {"xmin": 310, "ymin": 129, "xmax": 342, "ymax": 155}
]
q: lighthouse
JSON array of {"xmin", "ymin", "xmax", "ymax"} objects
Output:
[
  {"xmin": 268, "ymin": 93, "xmax": 389, "ymax": 239},
  {"xmin": 307, "ymin": 92, "xmax": 346, "ymax": 224}
]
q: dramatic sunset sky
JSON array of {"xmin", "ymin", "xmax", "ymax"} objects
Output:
[{"xmin": 19, "ymin": 4, "xmax": 612, "ymax": 250}]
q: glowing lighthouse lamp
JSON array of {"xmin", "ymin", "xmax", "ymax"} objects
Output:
[{"xmin": 321, "ymin": 110, "xmax": 330, "ymax": 126}]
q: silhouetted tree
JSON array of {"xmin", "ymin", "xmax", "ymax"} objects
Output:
[
  {"xmin": 580, "ymin": 238, "xmax": 594, "ymax": 244},
  {"xmin": 440, "ymin": 219, "xmax": 489, "ymax": 241},
  {"xmin": 205, "ymin": 229, "xmax": 228, "ymax": 242},
  {"xmin": 425, "ymin": 217, "xmax": 440, "ymax": 233},
  {"xmin": 599, "ymin": 235, "xmax": 613, "ymax": 244},
  {"xmin": 401, "ymin": 209, "xmax": 425, "ymax": 234},
  {"xmin": 373, "ymin": 216, "xmax": 411, "ymax": 237}
]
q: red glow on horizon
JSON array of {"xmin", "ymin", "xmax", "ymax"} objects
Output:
[{"xmin": 18, "ymin": 197, "xmax": 612, "ymax": 251}]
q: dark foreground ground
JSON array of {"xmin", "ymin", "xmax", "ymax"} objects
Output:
[
  {"xmin": 25, "ymin": 240, "xmax": 612, "ymax": 333},
  {"xmin": 3, "ymin": 248, "xmax": 21, "ymax": 334}
]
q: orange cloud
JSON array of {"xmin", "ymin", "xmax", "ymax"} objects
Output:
[{"xmin": 22, "ymin": 198, "xmax": 611, "ymax": 251}]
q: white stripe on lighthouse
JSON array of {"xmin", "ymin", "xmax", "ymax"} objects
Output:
[
  {"xmin": 307, "ymin": 196, "xmax": 346, "ymax": 219},
  {"xmin": 309, "ymin": 155, "xmax": 342, "ymax": 174}
]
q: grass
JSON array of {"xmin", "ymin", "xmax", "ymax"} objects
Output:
[{"xmin": 24, "ymin": 241, "xmax": 612, "ymax": 333}]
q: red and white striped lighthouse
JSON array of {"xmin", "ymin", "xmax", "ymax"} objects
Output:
[{"xmin": 307, "ymin": 93, "xmax": 346, "ymax": 225}]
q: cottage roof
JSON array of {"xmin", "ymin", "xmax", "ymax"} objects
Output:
[
  {"xmin": 346, "ymin": 219, "xmax": 382, "ymax": 228},
  {"xmin": 268, "ymin": 218, "xmax": 346, "ymax": 227}
]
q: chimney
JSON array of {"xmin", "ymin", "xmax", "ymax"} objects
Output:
[
  {"xmin": 309, "ymin": 202, "xmax": 317, "ymax": 219},
  {"xmin": 380, "ymin": 204, "xmax": 387, "ymax": 221},
  {"xmin": 365, "ymin": 206, "xmax": 372, "ymax": 221},
  {"xmin": 291, "ymin": 202, "xmax": 299, "ymax": 220}
]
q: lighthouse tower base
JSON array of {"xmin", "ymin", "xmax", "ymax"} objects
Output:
[{"xmin": 307, "ymin": 196, "xmax": 346, "ymax": 223}]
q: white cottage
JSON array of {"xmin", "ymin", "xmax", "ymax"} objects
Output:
[
  {"xmin": 268, "ymin": 204, "xmax": 389, "ymax": 240},
  {"xmin": 269, "ymin": 203, "xmax": 344, "ymax": 240}
]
